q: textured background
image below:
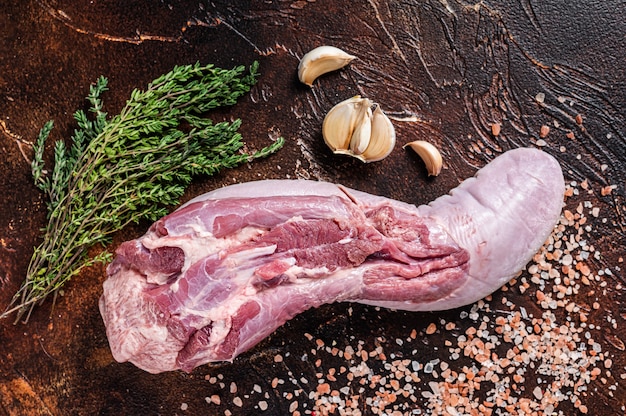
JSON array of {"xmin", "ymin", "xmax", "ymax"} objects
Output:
[{"xmin": 0, "ymin": 1, "xmax": 624, "ymax": 414}]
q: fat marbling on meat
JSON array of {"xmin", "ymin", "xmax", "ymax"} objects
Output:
[{"xmin": 99, "ymin": 147, "xmax": 564, "ymax": 373}]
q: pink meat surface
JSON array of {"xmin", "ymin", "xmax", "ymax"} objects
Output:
[{"xmin": 99, "ymin": 147, "xmax": 564, "ymax": 373}]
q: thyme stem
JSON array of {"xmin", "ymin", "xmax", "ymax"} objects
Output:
[{"xmin": 2, "ymin": 61, "xmax": 283, "ymax": 323}]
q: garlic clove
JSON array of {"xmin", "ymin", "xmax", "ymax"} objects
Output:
[
  {"xmin": 322, "ymin": 96, "xmax": 362, "ymax": 153},
  {"xmin": 322, "ymin": 96, "xmax": 395, "ymax": 163},
  {"xmin": 404, "ymin": 140, "xmax": 443, "ymax": 176},
  {"xmin": 349, "ymin": 100, "xmax": 373, "ymax": 155},
  {"xmin": 361, "ymin": 105, "xmax": 396, "ymax": 162},
  {"xmin": 298, "ymin": 46, "xmax": 357, "ymax": 87}
]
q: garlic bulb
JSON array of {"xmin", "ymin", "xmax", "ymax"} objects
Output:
[
  {"xmin": 322, "ymin": 96, "xmax": 396, "ymax": 163},
  {"xmin": 298, "ymin": 46, "xmax": 356, "ymax": 87},
  {"xmin": 403, "ymin": 140, "xmax": 443, "ymax": 176}
]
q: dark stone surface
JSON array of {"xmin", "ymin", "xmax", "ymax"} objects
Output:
[{"xmin": 0, "ymin": 1, "xmax": 624, "ymax": 414}]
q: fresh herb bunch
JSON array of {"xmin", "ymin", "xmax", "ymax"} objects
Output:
[{"xmin": 2, "ymin": 61, "xmax": 284, "ymax": 323}]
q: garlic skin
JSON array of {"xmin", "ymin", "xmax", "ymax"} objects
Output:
[
  {"xmin": 404, "ymin": 140, "xmax": 443, "ymax": 176},
  {"xmin": 322, "ymin": 96, "xmax": 395, "ymax": 163},
  {"xmin": 298, "ymin": 46, "xmax": 356, "ymax": 87}
]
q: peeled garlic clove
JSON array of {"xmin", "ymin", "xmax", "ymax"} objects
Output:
[
  {"xmin": 298, "ymin": 46, "xmax": 356, "ymax": 87},
  {"xmin": 404, "ymin": 140, "xmax": 443, "ymax": 176},
  {"xmin": 361, "ymin": 105, "xmax": 396, "ymax": 162}
]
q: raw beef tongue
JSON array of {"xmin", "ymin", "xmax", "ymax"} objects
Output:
[{"xmin": 99, "ymin": 147, "xmax": 565, "ymax": 373}]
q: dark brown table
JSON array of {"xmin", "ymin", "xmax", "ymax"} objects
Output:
[{"xmin": 1, "ymin": 1, "xmax": 624, "ymax": 414}]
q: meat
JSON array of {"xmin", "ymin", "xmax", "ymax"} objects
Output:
[{"xmin": 99, "ymin": 147, "xmax": 565, "ymax": 373}]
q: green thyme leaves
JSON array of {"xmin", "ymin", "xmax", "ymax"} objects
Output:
[{"xmin": 3, "ymin": 61, "xmax": 283, "ymax": 323}]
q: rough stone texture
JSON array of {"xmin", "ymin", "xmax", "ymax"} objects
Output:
[{"xmin": 0, "ymin": 1, "xmax": 624, "ymax": 414}]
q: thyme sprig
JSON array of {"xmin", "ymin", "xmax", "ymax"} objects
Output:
[{"xmin": 2, "ymin": 62, "xmax": 284, "ymax": 323}]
